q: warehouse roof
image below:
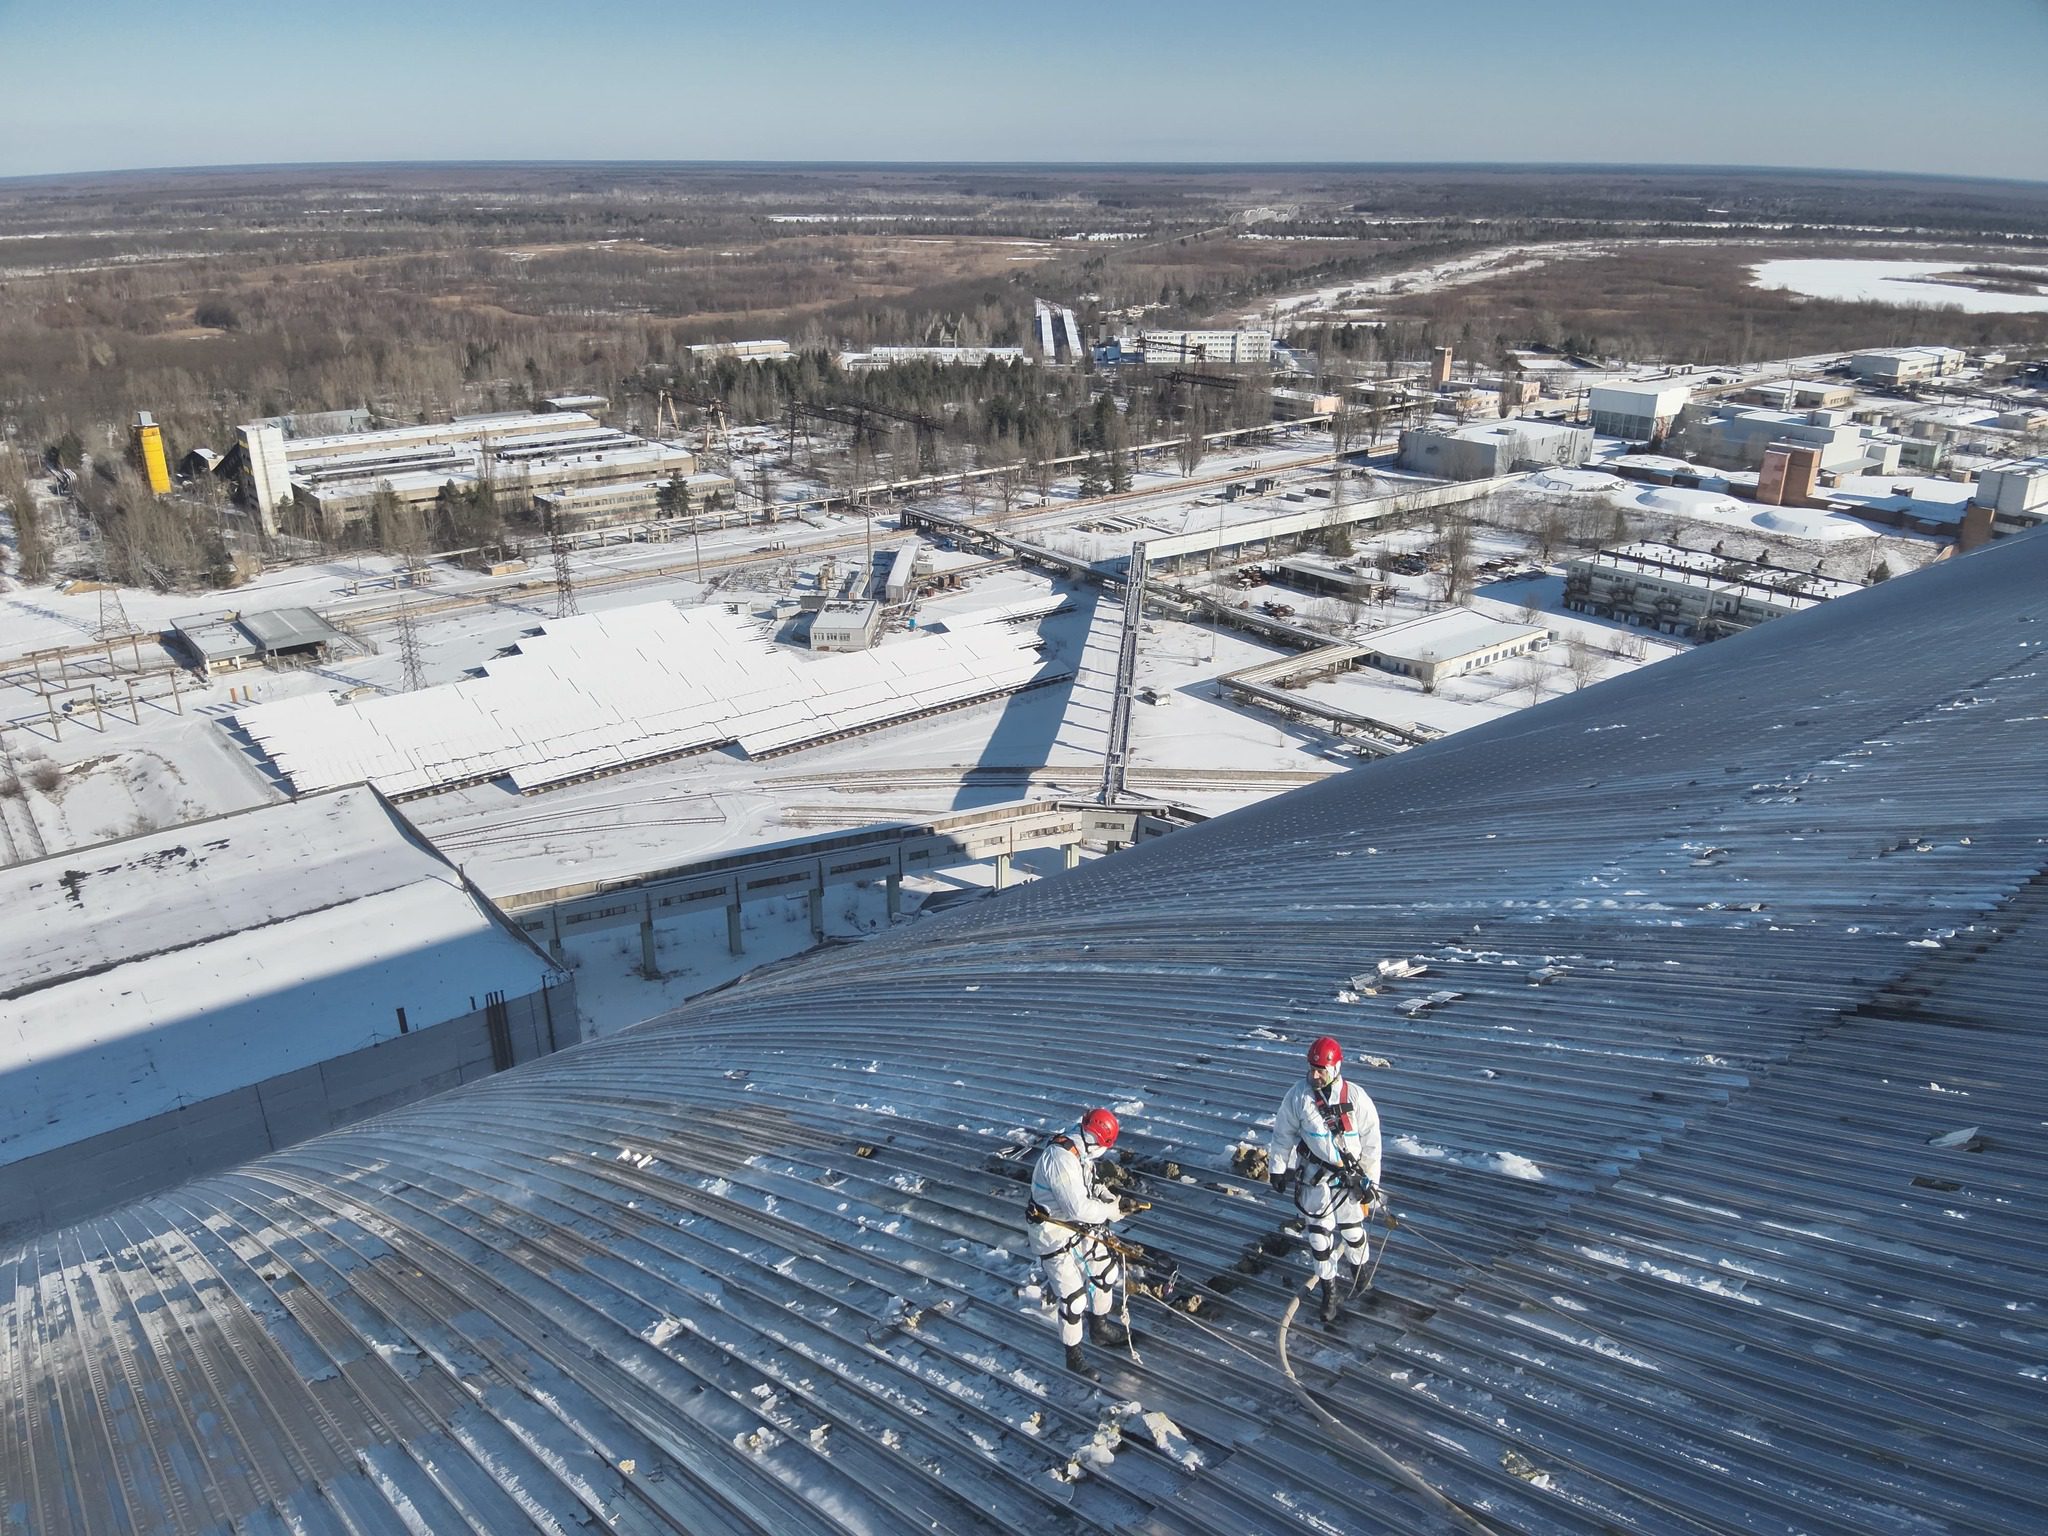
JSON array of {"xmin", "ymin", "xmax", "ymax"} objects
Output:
[
  {"xmin": 6, "ymin": 535, "xmax": 2048, "ymax": 1532},
  {"xmin": 0, "ymin": 786, "xmax": 556, "ymax": 1171}
]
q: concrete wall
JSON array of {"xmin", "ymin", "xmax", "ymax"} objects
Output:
[{"xmin": 0, "ymin": 979, "xmax": 576, "ymax": 1244}]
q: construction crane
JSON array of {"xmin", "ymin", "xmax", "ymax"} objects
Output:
[{"xmin": 658, "ymin": 389, "xmax": 731, "ymax": 456}]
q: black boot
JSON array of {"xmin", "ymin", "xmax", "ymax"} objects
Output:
[
  {"xmin": 1320, "ymin": 1282, "xmax": 1341, "ymax": 1327},
  {"xmin": 1089, "ymin": 1313, "xmax": 1129, "ymax": 1348},
  {"xmin": 1065, "ymin": 1344, "xmax": 1097, "ymax": 1379}
]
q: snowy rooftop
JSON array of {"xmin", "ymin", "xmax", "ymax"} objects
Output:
[
  {"xmin": 1826, "ymin": 474, "xmax": 1977, "ymax": 524},
  {"xmin": 8, "ymin": 537, "xmax": 2048, "ymax": 1533},
  {"xmin": 233, "ymin": 600, "xmax": 1055, "ymax": 797},
  {"xmin": 0, "ymin": 786, "xmax": 555, "ymax": 1168},
  {"xmin": 1366, "ymin": 608, "xmax": 1548, "ymax": 664}
]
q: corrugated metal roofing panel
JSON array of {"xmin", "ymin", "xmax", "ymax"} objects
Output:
[{"xmin": 6, "ymin": 534, "xmax": 2048, "ymax": 1533}]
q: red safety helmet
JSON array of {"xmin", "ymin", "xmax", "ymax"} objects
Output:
[
  {"xmin": 1307, "ymin": 1036, "xmax": 1343, "ymax": 1075},
  {"xmin": 1081, "ymin": 1107, "xmax": 1120, "ymax": 1150}
]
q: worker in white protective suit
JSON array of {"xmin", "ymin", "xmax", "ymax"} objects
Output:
[
  {"xmin": 1268, "ymin": 1035, "xmax": 1383, "ymax": 1326},
  {"xmin": 1028, "ymin": 1107, "xmax": 1138, "ymax": 1378}
]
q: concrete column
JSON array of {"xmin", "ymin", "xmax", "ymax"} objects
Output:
[
  {"xmin": 548, "ymin": 910, "xmax": 567, "ymax": 966},
  {"xmin": 1063, "ymin": 842, "xmax": 1081, "ymax": 871},
  {"xmin": 885, "ymin": 873, "xmax": 901, "ymax": 918},
  {"xmin": 639, "ymin": 908, "xmax": 659, "ymax": 980},
  {"xmin": 727, "ymin": 902, "xmax": 745, "ymax": 956},
  {"xmin": 808, "ymin": 886, "xmax": 825, "ymax": 938},
  {"xmin": 993, "ymin": 852, "xmax": 1011, "ymax": 891}
]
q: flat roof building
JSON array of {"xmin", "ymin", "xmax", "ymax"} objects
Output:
[
  {"xmin": 1972, "ymin": 455, "xmax": 2048, "ymax": 533},
  {"xmin": 1587, "ymin": 380, "xmax": 1692, "ymax": 442},
  {"xmin": 1848, "ymin": 346, "xmax": 1966, "ymax": 385},
  {"xmin": 1681, "ymin": 402, "xmax": 1901, "ymax": 477},
  {"xmin": 1398, "ymin": 418, "xmax": 1592, "ymax": 480},
  {"xmin": 167, "ymin": 605, "xmax": 350, "ymax": 677},
  {"xmin": 809, "ymin": 600, "xmax": 884, "ymax": 652},
  {"xmin": 1138, "ymin": 329, "xmax": 1273, "ymax": 366},
  {"xmin": 531, "ymin": 471, "xmax": 737, "ymax": 530},
  {"xmin": 1564, "ymin": 541, "xmax": 1859, "ymax": 641},
  {"xmin": 0, "ymin": 785, "xmax": 574, "ymax": 1240},
  {"xmin": 687, "ymin": 339, "xmax": 793, "ymax": 361},
  {"xmin": 839, "ymin": 346, "xmax": 1028, "ymax": 371},
  {"xmin": 234, "ymin": 410, "xmax": 699, "ymax": 535},
  {"xmin": 1361, "ymin": 610, "xmax": 1551, "ymax": 689}
]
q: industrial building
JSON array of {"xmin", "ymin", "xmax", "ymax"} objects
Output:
[
  {"xmin": 1397, "ymin": 418, "xmax": 1592, "ymax": 479},
  {"xmin": 1587, "ymin": 379, "xmax": 1691, "ymax": 441},
  {"xmin": 838, "ymin": 345, "xmax": 1028, "ymax": 371},
  {"xmin": 1972, "ymin": 454, "xmax": 2048, "ymax": 533},
  {"xmin": 1563, "ymin": 541, "xmax": 1859, "ymax": 638},
  {"xmin": 1737, "ymin": 379, "xmax": 1855, "ymax": 411},
  {"xmin": 15, "ymin": 532, "xmax": 2043, "ymax": 1536},
  {"xmin": 1361, "ymin": 609, "xmax": 1552, "ymax": 688},
  {"xmin": 232, "ymin": 410, "xmax": 699, "ymax": 535},
  {"xmin": 1137, "ymin": 328, "xmax": 1274, "ymax": 366},
  {"xmin": 881, "ymin": 543, "xmax": 922, "ymax": 604},
  {"xmin": 168, "ymin": 605, "xmax": 351, "ymax": 677},
  {"xmin": 808, "ymin": 600, "xmax": 884, "ymax": 651},
  {"xmin": 1679, "ymin": 401, "xmax": 1902, "ymax": 477},
  {"xmin": 687, "ymin": 339, "xmax": 793, "ymax": 362},
  {"xmin": 0, "ymin": 785, "xmax": 574, "ymax": 1241},
  {"xmin": 530, "ymin": 469, "xmax": 737, "ymax": 530},
  {"xmin": 1848, "ymin": 345, "xmax": 1966, "ymax": 385}
]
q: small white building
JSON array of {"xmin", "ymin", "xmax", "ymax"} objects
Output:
[
  {"xmin": 1363, "ymin": 610, "xmax": 1551, "ymax": 689},
  {"xmin": 1848, "ymin": 347, "xmax": 1966, "ymax": 386},
  {"xmin": 882, "ymin": 544, "xmax": 921, "ymax": 604},
  {"xmin": 1588, "ymin": 380, "xmax": 1693, "ymax": 441},
  {"xmin": 687, "ymin": 339, "xmax": 793, "ymax": 361},
  {"xmin": 810, "ymin": 601, "xmax": 884, "ymax": 652}
]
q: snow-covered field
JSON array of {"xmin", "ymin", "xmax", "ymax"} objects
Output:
[{"xmin": 1751, "ymin": 258, "xmax": 2048, "ymax": 313}]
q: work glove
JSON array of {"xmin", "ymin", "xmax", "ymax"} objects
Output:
[
  {"xmin": 1118, "ymin": 1194, "xmax": 1149, "ymax": 1216},
  {"xmin": 1269, "ymin": 1166, "xmax": 1294, "ymax": 1197}
]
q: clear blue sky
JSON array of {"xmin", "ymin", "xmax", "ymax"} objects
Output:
[{"xmin": 2, "ymin": 0, "xmax": 2043, "ymax": 181}]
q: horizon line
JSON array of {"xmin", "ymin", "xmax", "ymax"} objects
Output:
[{"xmin": 3, "ymin": 157, "xmax": 2044, "ymax": 191}]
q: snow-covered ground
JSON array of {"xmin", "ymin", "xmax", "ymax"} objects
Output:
[{"xmin": 1751, "ymin": 258, "xmax": 2048, "ymax": 313}]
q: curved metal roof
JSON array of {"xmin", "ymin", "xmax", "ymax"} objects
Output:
[{"xmin": 6, "ymin": 534, "xmax": 2048, "ymax": 1535}]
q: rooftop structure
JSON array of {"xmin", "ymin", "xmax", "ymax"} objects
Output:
[
  {"xmin": 8, "ymin": 533, "xmax": 2047, "ymax": 1533},
  {"xmin": 1973, "ymin": 454, "xmax": 2048, "ymax": 529},
  {"xmin": 808, "ymin": 600, "xmax": 884, "ymax": 652},
  {"xmin": 1397, "ymin": 418, "xmax": 1592, "ymax": 479},
  {"xmin": 541, "ymin": 392, "xmax": 609, "ymax": 414},
  {"xmin": 0, "ymin": 786, "xmax": 573, "ymax": 1239}
]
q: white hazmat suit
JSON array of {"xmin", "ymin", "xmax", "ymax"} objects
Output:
[
  {"xmin": 1269, "ymin": 1075, "xmax": 1382, "ymax": 1283},
  {"xmin": 1027, "ymin": 1128, "xmax": 1127, "ymax": 1347}
]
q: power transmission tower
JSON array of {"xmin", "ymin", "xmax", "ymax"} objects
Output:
[
  {"xmin": 395, "ymin": 585, "xmax": 425, "ymax": 692},
  {"xmin": 549, "ymin": 512, "xmax": 579, "ymax": 618},
  {"xmin": 94, "ymin": 585, "xmax": 135, "ymax": 641}
]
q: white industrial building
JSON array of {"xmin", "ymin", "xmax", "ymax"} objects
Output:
[
  {"xmin": 882, "ymin": 543, "xmax": 922, "ymax": 604},
  {"xmin": 1398, "ymin": 418, "xmax": 1592, "ymax": 479},
  {"xmin": 1138, "ymin": 328, "xmax": 1274, "ymax": 366},
  {"xmin": 234, "ymin": 410, "xmax": 699, "ymax": 534},
  {"xmin": 1362, "ymin": 610, "xmax": 1552, "ymax": 689},
  {"xmin": 1681, "ymin": 402, "xmax": 1902, "ymax": 477},
  {"xmin": 1972, "ymin": 455, "xmax": 2048, "ymax": 531},
  {"xmin": 838, "ymin": 345, "xmax": 1029, "ymax": 371},
  {"xmin": 168, "ymin": 606, "xmax": 351, "ymax": 677},
  {"xmin": 531, "ymin": 470, "xmax": 737, "ymax": 530},
  {"xmin": 0, "ymin": 786, "xmax": 574, "ymax": 1241},
  {"xmin": 1564, "ymin": 542, "xmax": 1859, "ymax": 639},
  {"xmin": 687, "ymin": 339, "xmax": 793, "ymax": 362},
  {"xmin": 809, "ymin": 601, "xmax": 884, "ymax": 652},
  {"xmin": 1848, "ymin": 346, "xmax": 1966, "ymax": 385},
  {"xmin": 1588, "ymin": 379, "xmax": 1692, "ymax": 441}
]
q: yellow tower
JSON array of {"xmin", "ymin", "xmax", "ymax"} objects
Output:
[{"xmin": 132, "ymin": 411, "xmax": 171, "ymax": 495}]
